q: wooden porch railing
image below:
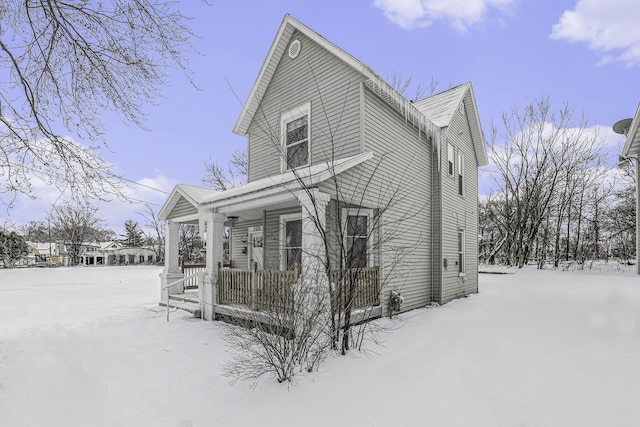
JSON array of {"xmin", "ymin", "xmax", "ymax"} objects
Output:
[
  {"xmin": 217, "ymin": 263, "xmax": 299, "ymax": 312},
  {"xmin": 181, "ymin": 262, "xmax": 206, "ymax": 290},
  {"xmin": 216, "ymin": 263, "xmax": 380, "ymax": 313},
  {"xmin": 330, "ymin": 266, "xmax": 380, "ymax": 312}
]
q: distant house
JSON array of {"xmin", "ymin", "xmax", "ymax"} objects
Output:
[
  {"xmin": 78, "ymin": 241, "xmax": 157, "ymax": 266},
  {"xmin": 158, "ymin": 15, "xmax": 488, "ymax": 321},
  {"xmin": 23, "ymin": 241, "xmax": 67, "ymax": 267}
]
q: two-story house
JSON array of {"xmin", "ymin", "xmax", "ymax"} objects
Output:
[{"xmin": 159, "ymin": 14, "xmax": 488, "ymax": 321}]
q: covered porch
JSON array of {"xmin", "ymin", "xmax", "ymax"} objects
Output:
[{"xmin": 158, "ymin": 153, "xmax": 382, "ymax": 321}]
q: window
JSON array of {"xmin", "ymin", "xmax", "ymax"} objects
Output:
[
  {"xmin": 343, "ymin": 208, "xmax": 373, "ymax": 269},
  {"xmin": 281, "ymin": 102, "xmax": 310, "ymax": 170},
  {"xmin": 280, "ymin": 214, "xmax": 302, "ymax": 270},
  {"xmin": 458, "ymin": 229, "xmax": 465, "ymax": 274},
  {"xmin": 447, "ymin": 143, "xmax": 454, "ymax": 176},
  {"xmin": 457, "ymin": 152, "xmax": 464, "ymax": 196}
]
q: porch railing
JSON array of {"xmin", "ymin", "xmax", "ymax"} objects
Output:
[
  {"xmin": 216, "ymin": 264, "xmax": 379, "ymax": 313},
  {"xmin": 217, "ymin": 263, "xmax": 299, "ymax": 312},
  {"xmin": 330, "ymin": 267, "xmax": 380, "ymax": 312},
  {"xmin": 181, "ymin": 262, "xmax": 206, "ymax": 290}
]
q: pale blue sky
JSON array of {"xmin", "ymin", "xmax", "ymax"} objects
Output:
[{"xmin": 9, "ymin": 0, "xmax": 640, "ymax": 232}]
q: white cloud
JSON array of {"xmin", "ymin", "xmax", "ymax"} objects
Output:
[
  {"xmin": 550, "ymin": 0, "xmax": 640, "ymax": 67},
  {"xmin": 372, "ymin": 0, "xmax": 516, "ymax": 31}
]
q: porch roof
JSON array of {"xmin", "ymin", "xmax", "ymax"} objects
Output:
[
  {"xmin": 201, "ymin": 151, "xmax": 373, "ymax": 209},
  {"xmin": 159, "ymin": 152, "xmax": 373, "ymax": 222}
]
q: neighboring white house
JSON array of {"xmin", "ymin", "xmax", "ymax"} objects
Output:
[
  {"xmin": 158, "ymin": 14, "xmax": 488, "ymax": 321},
  {"xmin": 78, "ymin": 241, "xmax": 157, "ymax": 266},
  {"xmin": 618, "ymin": 102, "xmax": 640, "ymax": 274}
]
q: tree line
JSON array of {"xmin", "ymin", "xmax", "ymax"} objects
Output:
[{"xmin": 479, "ymin": 98, "xmax": 634, "ymax": 269}]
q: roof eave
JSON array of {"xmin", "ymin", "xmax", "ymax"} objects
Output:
[{"xmin": 621, "ymin": 103, "xmax": 640, "ymax": 158}]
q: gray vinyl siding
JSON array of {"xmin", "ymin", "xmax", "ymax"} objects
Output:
[
  {"xmin": 356, "ymin": 87, "xmax": 434, "ymax": 314},
  {"xmin": 167, "ymin": 198, "xmax": 197, "ymax": 220},
  {"xmin": 440, "ymin": 106, "xmax": 479, "ymax": 304},
  {"xmin": 229, "ymin": 219, "xmax": 262, "ymax": 269},
  {"xmin": 246, "ymin": 30, "xmax": 365, "ymax": 182}
]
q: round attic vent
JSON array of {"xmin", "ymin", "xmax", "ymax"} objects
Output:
[{"xmin": 288, "ymin": 39, "xmax": 301, "ymax": 59}]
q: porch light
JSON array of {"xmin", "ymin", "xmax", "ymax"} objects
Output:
[{"xmin": 227, "ymin": 216, "xmax": 238, "ymax": 223}]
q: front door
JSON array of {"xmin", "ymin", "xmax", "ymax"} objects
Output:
[{"xmin": 248, "ymin": 227, "xmax": 263, "ymax": 269}]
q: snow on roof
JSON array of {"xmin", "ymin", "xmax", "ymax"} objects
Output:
[
  {"xmin": 414, "ymin": 83, "xmax": 488, "ymax": 166},
  {"xmin": 414, "ymin": 84, "xmax": 470, "ymax": 128},
  {"xmin": 200, "ymin": 151, "xmax": 373, "ymax": 206}
]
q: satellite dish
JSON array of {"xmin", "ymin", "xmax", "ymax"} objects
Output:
[{"xmin": 613, "ymin": 118, "xmax": 633, "ymax": 135}]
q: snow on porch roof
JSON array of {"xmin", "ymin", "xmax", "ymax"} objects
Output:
[
  {"xmin": 200, "ymin": 151, "xmax": 373, "ymax": 208},
  {"xmin": 158, "ymin": 184, "xmax": 218, "ymax": 221}
]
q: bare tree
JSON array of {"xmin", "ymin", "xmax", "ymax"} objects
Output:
[
  {"xmin": 202, "ymin": 150, "xmax": 247, "ymax": 191},
  {"xmin": 0, "ymin": 1, "xmax": 199, "ymax": 206},
  {"xmin": 49, "ymin": 200, "xmax": 106, "ymax": 265},
  {"xmin": 139, "ymin": 204, "xmax": 165, "ymax": 263},
  {"xmin": 223, "ymin": 71, "xmax": 428, "ymax": 385},
  {"xmin": 486, "ymin": 98, "xmax": 608, "ymax": 268},
  {"xmin": 390, "ymin": 72, "xmax": 439, "ymax": 101}
]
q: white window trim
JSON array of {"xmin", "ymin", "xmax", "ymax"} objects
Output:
[
  {"xmin": 341, "ymin": 208, "xmax": 374, "ymax": 268},
  {"xmin": 279, "ymin": 213, "xmax": 302, "ymax": 270},
  {"xmin": 281, "ymin": 102, "xmax": 311, "ymax": 172},
  {"xmin": 457, "ymin": 151, "xmax": 464, "ymax": 197},
  {"xmin": 447, "ymin": 142, "xmax": 455, "ymax": 177}
]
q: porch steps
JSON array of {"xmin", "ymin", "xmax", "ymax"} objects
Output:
[{"xmin": 160, "ymin": 293, "xmax": 201, "ymax": 318}]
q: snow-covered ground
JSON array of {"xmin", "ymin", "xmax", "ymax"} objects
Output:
[{"xmin": 1, "ymin": 265, "xmax": 639, "ymax": 426}]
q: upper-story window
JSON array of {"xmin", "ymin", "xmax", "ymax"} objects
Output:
[
  {"xmin": 457, "ymin": 152, "xmax": 464, "ymax": 196},
  {"xmin": 281, "ymin": 102, "xmax": 311, "ymax": 171},
  {"xmin": 447, "ymin": 142, "xmax": 454, "ymax": 176}
]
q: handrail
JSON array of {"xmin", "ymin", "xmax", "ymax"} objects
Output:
[{"xmin": 164, "ymin": 271, "xmax": 205, "ymax": 321}]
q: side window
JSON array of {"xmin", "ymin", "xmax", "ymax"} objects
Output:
[
  {"xmin": 458, "ymin": 229, "xmax": 465, "ymax": 274},
  {"xmin": 447, "ymin": 143, "xmax": 454, "ymax": 176},
  {"xmin": 457, "ymin": 152, "xmax": 464, "ymax": 196},
  {"xmin": 281, "ymin": 102, "xmax": 310, "ymax": 171},
  {"xmin": 342, "ymin": 208, "xmax": 373, "ymax": 269}
]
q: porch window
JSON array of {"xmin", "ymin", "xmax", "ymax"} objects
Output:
[
  {"xmin": 280, "ymin": 214, "xmax": 302, "ymax": 270},
  {"xmin": 343, "ymin": 208, "xmax": 373, "ymax": 269},
  {"xmin": 457, "ymin": 152, "xmax": 464, "ymax": 196},
  {"xmin": 281, "ymin": 102, "xmax": 310, "ymax": 171},
  {"xmin": 458, "ymin": 229, "xmax": 465, "ymax": 274}
]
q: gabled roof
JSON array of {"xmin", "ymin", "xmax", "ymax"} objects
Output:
[
  {"xmin": 233, "ymin": 14, "xmax": 439, "ymax": 141},
  {"xmin": 414, "ymin": 84, "xmax": 469, "ymax": 128},
  {"xmin": 159, "ymin": 152, "xmax": 372, "ymax": 220},
  {"xmin": 158, "ymin": 184, "xmax": 217, "ymax": 221},
  {"xmin": 414, "ymin": 83, "xmax": 488, "ymax": 166},
  {"xmin": 621, "ymin": 103, "xmax": 640, "ymax": 158}
]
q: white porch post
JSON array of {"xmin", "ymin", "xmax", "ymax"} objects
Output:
[
  {"xmin": 636, "ymin": 158, "xmax": 639, "ymax": 275},
  {"xmin": 160, "ymin": 220, "xmax": 183, "ymax": 301},
  {"xmin": 201, "ymin": 211, "xmax": 225, "ymax": 321},
  {"xmin": 297, "ymin": 189, "xmax": 331, "ymax": 286}
]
